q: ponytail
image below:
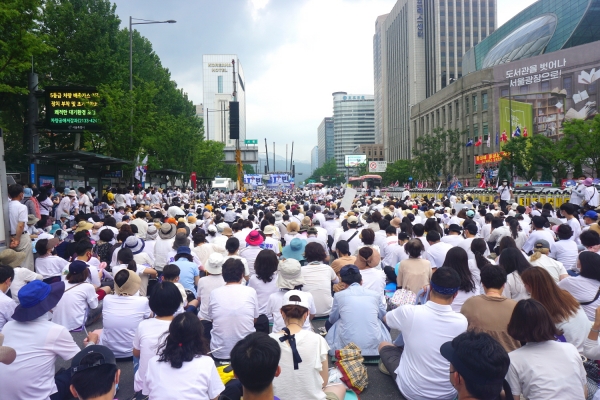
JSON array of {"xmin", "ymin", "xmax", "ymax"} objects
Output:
[{"xmin": 509, "ymin": 219, "xmax": 520, "ymax": 240}]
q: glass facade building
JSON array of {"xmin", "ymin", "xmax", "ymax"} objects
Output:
[
  {"xmin": 311, "ymin": 146, "xmax": 319, "ymax": 173},
  {"xmin": 317, "ymin": 117, "xmax": 334, "ymax": 168},
  {"xmin": 462, "ymin": 0, "xmax": 600, "ymax": 74},
  {"xmin": 202, "ymin": 55, "xmax": 246, "ymax": 146},
  {"xmin": 332, "ymin": 92, "xmax": 375, "ymax": 171}
]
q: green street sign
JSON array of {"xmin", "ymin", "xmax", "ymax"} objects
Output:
[
  {"xmin": 308, "ymin": 179, "xmax": 316, "ymax": 183},
  {"xmin": 244, "ymin": 139, "xmax": 258, "ymax": 144}
]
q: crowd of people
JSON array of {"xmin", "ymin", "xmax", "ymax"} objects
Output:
[{"xmin": 1, "ymin": 179, "xmax": 600, "ymax": 399}]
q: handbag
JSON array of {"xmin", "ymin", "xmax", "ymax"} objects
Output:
[{"xmin": 387, "ymin": 288, "xmax": 417, "ymax": 310}]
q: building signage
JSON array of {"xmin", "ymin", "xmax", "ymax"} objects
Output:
[
  {"xmin": 343, "ymin": 95, "xmax": 366, "ymax": 100},
  {"xmin": 498, "ymin": 98, "xmax": 533, "ymax": 146},
  {"xmin": 208, "ymin": 62, "xmax": 231, "ymax": 73},
  {"xmin": 244, "ymin": 139, "xmax": 258, "ymax": 144},
  {"xmin": 475, "ymin": 152, "xmax": 507, "ymax": 165},
  {"xmin": 345, "ymin": 155, "xmax": 367, "ymax": 167},
  {"xmin": 45, "ymin": 86, "xmax": 101, "ymax": 132},
  {"xmin": 416, "ymin": 0, "xmax": 424, "ymax": 38},
  {"xmin": 505, "ymin": 58, "xmax": 566, "ymax": 87},
  {"xmin": 102, "ymin": 170, "xmax": 123, "ymax": 178},
  {"xmin": 369, "ymin": 161, "xmax": 388, "ymax": 173}
]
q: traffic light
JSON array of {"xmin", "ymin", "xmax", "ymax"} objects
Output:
[{"xmin": 229, "ymin": 101, "xmax": 239, "ymax": 139}]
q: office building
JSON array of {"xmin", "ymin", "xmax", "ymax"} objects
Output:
[
  {"xmin": 202, "ymin": 55, "xmax": 246, "ymax": 146},
  {"xmin": 373, "ymin": 14, "xmax": 388, "ymax": 147},
  {"xmin": 311, "ymin": 146, "xmax": 319, "ymax": 173},
  {"xmin": 375, "ymin": 0, "xmax": 496, "ymax": 161},
  {"xmin": 332, "ymin": 92, "xmax": 375, "ymax": 171},
  {"xmin": 354, "ymin": 144, "xmax": 385, "ymax": 162},
  {"xmin": 317, "ymin": 117, "xmax": 334, "ymax": 167}
]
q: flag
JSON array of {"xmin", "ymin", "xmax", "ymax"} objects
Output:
[
  {"xmin": 500, "ymin": 130, "xmax": 508, "ymax": 142},
  {"xmin": 525, "ymin": 178, "xmax": 533, "ymax": 186},
  {"xmin": 486, "ymin": 135, "xmax": 490, "ymax": 147},
  {"xmin": 466, "ymin": 138, "xmax": 473, "ymax": 147},
  {"xmin": 523, "ymin": 127, "xmax": 528, "ymax": 137},
  {"xmin": 513, "ymin": 126, "xmax": 521, "ymax": 137},
  {"xmin": 475, "ymin": 136, "xmax": 482, "ymax": 147},
  {"xmin": 478, "ymin": 176, "xmax": 486, "ymax": 188},
  {"xmin": 395, "ymin": 180, "xmax": 399, "ymax": 187},
  {"xmin": 495, "ymin": 131, "xmax": 499, "ymax": 145}
]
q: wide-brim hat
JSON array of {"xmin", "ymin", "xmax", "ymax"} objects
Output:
[
  {"xmin": 146, "ymin": 225, "xmax": 158, "ymax": 240},
  {"xmin": 390, "ymin": 217, "xmax": 401, "ymax": 228},
  {"xmin": 205, "ymin": 253, "xmax": 225, "ymax": 274},
  {"xmin": 222, "ymin": 227, "xmax": 233, "ymax": 236},
  {"xmin": 0, "ymin": 333, "xmax": 16, "ymax": 365},
  {"xmin": 0, "ymin": 249, "xmax": 26, "ymax": 268},
  {"xmin": 27, "ymin": 214, "xmax": 39, "ymax": 225},
  {"xmin": 355, "ymin": 249, "xmax": 381, "ymax": 269},
  {"xmin": 159, "ymin": 223, "xmax": 176, "ymax": 239},
  {"xmin": 263, "ymin": 225, "xmax": 276, "ymax": 235},
  {"xmin": 122, "ymin": 236, "xmax": 145, "ymax": 254},
  {"xmin": 114, "ymin": 270, "xmax": 141, "ymax": 296},
  {"xmin": 49, "ymin": 223, "xmax": 61, "ymax": 235},
  {"xmin": 282, "ymin": 238, "xmax": 306, "ymax": 261},
  {"xmin": 277, "ymin": 259, "xmax": 305, "ymax": 289},
  {"xmin": 274, "ymin": 211, "xmax": 283, "ymax": 221},
  {"xmin": 173, "ymin": 232, "xmax": 190, "ymax": 249},
  {"xmin": 67, "ymin": 190, "xmax": 77, "ymax": 197},
  {"xmin": 75, "ymin": 221, "xmax": 93, "ymax": 232},
  {"xmin": 12, "ymin": 281, "xmax": 65, "ymax": 322}
]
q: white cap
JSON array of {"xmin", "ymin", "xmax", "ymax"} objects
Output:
[{"xmin": 281, "ymin": 290, "xmax": 310, "ymax": 309}]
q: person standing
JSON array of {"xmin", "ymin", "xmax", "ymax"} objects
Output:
[
  {"xmin": 569, "ymin": 176, "xmax": 587, "ymax": 207},
  {"xmin": 8, "ymin": 185, "xmax": 34, "ymax": 271},
  {"xmin": 496, "ymin": 179, "xmax": 512, "ymax": 213},
  {"xmin": 583, "ymin": 177, "xmax": 599, "ymax": 210}
]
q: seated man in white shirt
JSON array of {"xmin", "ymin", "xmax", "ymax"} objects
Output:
[
  {"xmin": 378, "ymin": 267, "xmax": 468, "ymax": 400},
  {"xmin": 0, "ymin": 265, "xmax": 17, "ymax": 331},
  {"xmin": 425, "ymin": 231, "xmax": 454, "ymax": 270},
  {"xmin": 441, "ymin": 224, "xmax": 465, "ymax": 246}
]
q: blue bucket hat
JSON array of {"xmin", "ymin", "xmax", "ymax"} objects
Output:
[
  {"xmin": 49, "ymin": 223, "xmax": 61, "ymax": 235},
  {"xmin": 12, "ymin": 281, "xmax": 65, "ymax": 322},
  {"xmin": 282, "ymin": 238, "xmax": 306, "ymax": 261}
]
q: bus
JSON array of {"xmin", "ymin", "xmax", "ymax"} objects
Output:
[{"xmin": 348, "ymin": 174, "xmax": 382, "ymax": 190}]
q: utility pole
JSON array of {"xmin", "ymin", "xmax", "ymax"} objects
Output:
[
  {"xmin": 273, "ymin": 142, "xmax": 276, "ymax": 172},
  {"xmin": 232, "ymin": 59, "xmax": 243, "ymax": 190},
  {"xmin": 27, "ymin": 64, "xmax": 39, "ymax": 186},
  {"xmin": 264, "ymin": 138, "xmax": 270, "ymax": 173},
  {"xmin": 289, "ymin": 141, "xmax": 294, "ymax": 172}
]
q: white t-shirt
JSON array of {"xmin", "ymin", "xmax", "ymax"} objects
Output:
[
  {"xmin": 441, "ymin": 234, "xmax": 464, "ymax": 247},
  {"xmin": 301, "ymin": 263, "xmax": 338, "ymax": 317},
  {"xmin": 208, "ymin": 284, "xmax": 258, "ymax": 359},
  {"xmin": 262, "ymin": 236, "xmax": 281, "ymax": 253},
  {"xmin": 248, "ymin": 273, "xmax": 279, "ymax": 315},
  {"xmin": 9, "ymin": 199, "xmax": 27, "ymax": 235},
  {"xmin": 224, "ymin": 255, "xmax": 250, "ymax": 277},
  {"xmin": 10, "ymin": 267, "xmax": 41, "ymax": 302},
  {"xmin": 385, "ymin": 302, "xmax": 468, "ymax": 400},
  {"xmin": 0, "ymin": 290, "xmax": 17, "ymax": 331},
  {"xmin": 268, "ymin": 290, "xmax": 317, "ymax": 333},
  {"xmin": 506, "ymin": 341, "xmax": 586, "ymax": 399},
  {"xmin": 425, "ymin": 242, "xmax": 454, "ymax": 269},
  {"xmin": 360, "ymin": 267, "xmax": 387, "ymax": 303},
  {"xmin": 559, "ymin": 276, "xmax": 600, "ymax": 322},
  {"xmin": 239, "ymin": 245, "xmax": 263, "ymax": 276},
  {"xmin": 134, "ymin": 318, "xmax": 171, "ymax": 394},
  {"xmin": 0, "ymin": 316, "xmax": 80, "ymax": 399},
  {"xmin": 196, "ymin": 274, "xmax": 225, "ymax": 320},
  {"xmin": 145, "ymin": 354, "xmax": 224, "ymax": 400},
  {"xmin": 523, "ymin": 229, "xmax": 556, "ymax": 254},
  {"xmin": 100, "ymin": 295, "xmax": 151, "ymax": 358},
  {"xmin": 270, "ymin": 329, "xmax": 329, "ymax": 400},
  {"xmin": 51, "ymin": 282, "xmax": 98, "ymax": 331},
  {"xmin": 36, "ymin": 255, "xmax": 69, "ymax": 279},
  {"xmin": 557, "ymin": 307, "xmax": 591, "ymax": 353},
  {"xmin": 503, "ymin": 271, "xmax": 530, "ymax": 301},
  {"xmin": 529, "ymin": 254, "xmax": 568, "ymax": 283},
  {"xmin": 550, "ymin": 240, "xmax": 579, "ymax": 271}
]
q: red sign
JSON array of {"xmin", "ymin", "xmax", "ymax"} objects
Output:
[
  {"xmin": 190, "ymin": 172, "xmax": 197, "ymax": 189},
  {"xmin": 475, "ymin": 151, "xmax": 507, "ymax": 165}
]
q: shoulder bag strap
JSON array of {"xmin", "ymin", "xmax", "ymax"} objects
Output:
[
  {"xmin": 347, "ymin": 230, "xmax": 360, "ymax": 243},
  {"xmin": 64, "ymin": 282, "xmax": 86, "ymax": 293},
  {"xmin": 580, "ymin": 287, "xmax": 600, "ymax": 306}
]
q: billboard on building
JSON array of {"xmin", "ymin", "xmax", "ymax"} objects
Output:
[
  {"xmin": 265, "ymin": 174, "xmax": 294, "ymax": 189},
  {"xmin": 498, "ymin": 98, "xmax": 533, "ymax": 146},
  {"xmin": 243, "ymin": 174, "xmax": 263, "ymax": 187},
  {"xmin": 344, "ymin": 155, "xmax": 366, "ymax": 167}
]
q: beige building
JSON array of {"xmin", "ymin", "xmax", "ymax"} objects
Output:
[{"xmin": 354, "ymin": 144, "xmax": 385, "ymax": 162}]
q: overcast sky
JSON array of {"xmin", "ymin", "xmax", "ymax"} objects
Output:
[{"xmin": 111, "ymin": 0, "xmax": 538, "ymax": 162}]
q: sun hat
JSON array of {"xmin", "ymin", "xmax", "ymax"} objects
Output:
[
  {"xmin": 390, "ymin": 217, "xmax": 401, "ymax": 228},
  {"xmin": 584, "ymin": 210, "xmax": 598, "ymax": 220},
  {"xmin": 246, "ymin": 230, "xmax": 264, "ymax": 246},
  {"xmin": 534, "ymin": 239, "xmax": 550, "ymax": 249},
  {"xmin": 584, "ymin": 178, "xmax": 594, "ymax": 187},
  {"xmin": 69, "ymin": 260, "xmax": 88, "ymax": 275},
  {"xmin": 277, "ymin": 259, "xmax": 305, "ymax": 289},
  {"xmin": 355, "ymin": 248, "xmax": 381, "ymax": 269},
  {"xmin": 159, "ymin": 223, "xmax": 176, "ymax": 240},
  {"xmin": 299, "ymin": 224, "xmax": 309, "ymax": 233},
  {"xmin": 287, "ymin": 221, "xmax": 300, "ymax": 233},
  {"xmin": 49, "ymin": 223, "xmax": 61, "ymax": 235},
  {"xmin": 67, "ymin": 190, "xmax": 77, "ymax": 197},
  {"xmin": 347, "ymin": 216, "xmax": 359, "ymax": 226},
  {"xmin": 75, "ymin": 220, "xmax": 93, "ymax": 233},
  {"xmin": 216, "ymin": 222, "xmax": 228, "ymax": 233},
  {"xmin": 27, "ymin": 214, "xmax": 39, "ymax": 226},
  {"xmin": 205, "ymin": 253, "xmax": 225, "ymax": 274},
  {"xmin": 0, "ymin": 249, "xmax": 26, "ymax": 268},
  {"xmin": 70, "ymin": 345, "xmax": 116, "ymax": 376},
  {"xmin": 12, "ymin": 280, "xmax": 65, "ymax": 322},
  {"xmin": 187, "ymin": 215, "xmax": 197, "ymax": 225},
  {"xmin": 114, "ymin": 269, "xmax": 141, "ymax": 296},
  {"xmin": 45, "ymin": 237, "xmax": 60, "ymax": 250},
  {"xmin": 307, "ymin": 227, "xmax": 318, "ymax": 235},
  {"xmin": 263, "ymin": 225, "xmax": 276, "ymax": 235},
  {"xmin": 0, "ymin": 333, "xmax": 16, "ymax": 365},
  {"xmin": 274, "ymin": 211, "xmax": 283, "ymax": 221},
  {"xmin": 227, "ymin": 204, "xmax": 234, "ymax": 210},
  {"xmin": 122, "ymin": 236, "xmax": 145, "ymax": 254},
  {"xmin": 146, "ymin": 225, "xmax": 158, "ymax": 240},
  {"xmin": 282, "ymin": 238, "xmax": 306, "ymax": 261},
  {"xmin": 207, "ymin": 225, "xmax": 217, "ymax": 233},
  {"xmin": 281, "ymin": 289, "xmax": 310, "ymax": 309},
  {"xmin": 176, "ymin": 246, "xmax": 192, "ymax": 256}
]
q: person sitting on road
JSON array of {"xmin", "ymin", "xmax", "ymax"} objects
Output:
[
  {"xmin": 69, "ymin": 345, "xmax": 121, "ymax": 400},
  {"xmin": 301, "ymin": 242, "xmax": 338, "ymax": 317}
]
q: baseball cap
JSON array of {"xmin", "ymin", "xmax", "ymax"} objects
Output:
[
  {"xmin": 340, "ymin": 264, "xmax": 360, "ymax": 278},
  {"xmin": 347, "ymin": 216, "xmax": 359, "ymax": 225},
  {"xmin": 69, "ymin": 260, "xmax": 88, "ymax": 275},
  {"xmin": 585, "ymin": 210, "xmax": 598, "ymax": 220},
  {"xmin": 534, "ymin": 239, "xmax": 550, "ymax": 249},
  {"xmin": 70, "ymin": 345, "xmax": 116, "ymax": 376},
  {"xmin": 281, "ymin": 290, "xmax": 310, "ymax": 309},
  {"xmin": 448, "ymin": 224, "xmax": 462, "ymax": 233}
]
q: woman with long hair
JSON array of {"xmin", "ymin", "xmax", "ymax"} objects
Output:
[
  {"xmin": 508, "ymin": 219, "xmax": 527, "ymax": 249},
  {"xmin": 423, "ymin": 217, "xmax": 443, "ymax": 237},
  {"xmin": 442, "ymin": 247, "xmax": 480, "ymax": 312},
  {"xmin": 400, "ymin": 217, "xmax": 414, "ymax": 238},
  {"xmin": 145, "ymin": 312, "xmax": 225, "ymax": 399},
  {"xmin": 521, "ymin": 267, "xmax": 589, "ymax": 352},
  {"xmin": 248, "ymin": 249, "xmax": 280, "ymax": 319},
  {"xmin": 470, "ymin": 238, "xmax": 489, "ymax": 271},
  {"xmin": 559, "ymin": 251, "xmax": 600, "ymax": 322},
  {"xmin": 506, "ymin": 299, "xmax": 586, "ymax": 399},
  {"xmin": 498, "ymin": 247, "xmax": 531, "ymax": 301}
]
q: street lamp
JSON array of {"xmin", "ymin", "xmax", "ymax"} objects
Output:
[{"xmin": 129, "ymin": 17, "xmax": 176, "ymax": 182}]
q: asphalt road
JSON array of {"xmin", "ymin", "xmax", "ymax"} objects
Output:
[{"xmin": 57, "ymin": 319, "xmax": 404, "ymax": 400}]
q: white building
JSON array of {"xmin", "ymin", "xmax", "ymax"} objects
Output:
[
  {"xmin": 311, "ymin": 146, "xmax": 319, "ymax": 173},
  {"xmin": 332, "ymin": 92, "xmax": 375, "ymax": 171},
  {"xmin": 202, "ymin": 55, "xmax": 246, "ymax": 146}
]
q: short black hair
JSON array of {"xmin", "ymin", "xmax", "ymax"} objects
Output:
[
  {"xmin": 580, "ymin": 230, "xmax": 600, "ymax": 248},
  {"xmin": 531, "ymin": 216, "xmax": 547, "ymax": 229},
  {"xmin": 579, "ymin": 251, "xmax": 600, "ymax": 282},
  {"xmin": 35, "ymin": 239, "xmax": 49, "ymax": 255},
  {"xmin": 426, "ymin": 231, "xmax": 441, "ymax": 243},
  {"xmin": 70, "ymin": 353, "xmax": 117, "ymax": 399},
  {"xmin": 413, "ymin": 223, "xmax": 425, "ymax": 237},
  {"xmin": 0, "ymin": 265, "xmax": 15, "ymax": 284},
  {"xmin": 225, "ymin": 237, "xmax": 240, "ymax": 254},
  {"xmin": 75, "ymin": 240, "xmax": 93, "ymax": 256},
  {"xmin": 404, "ymin": 239, "xmax": 424, "ymax": 258},
  {"xmin": 162, "ymin": 264, "xmax": 181, "ymax": 281},
  {"xmin": 385, "ymin": 225, "xmax": 397, "ymax": 235},
  {"xmin": 230, "ymin": 332, "xmax": 281, "ymax": 394},
  {"xmin": 480, "ymin": 264, "xmax": 507, "ymax": 289},
  {"xmin": 8, "ymin": 184, "xmax": 23, "ymax": 199},
  {"xmin": 341, "ymin": 268, "xmax": 362, "ymax": 285},
  {"xmin": 335, "ymin": 240, "xmax": 350, "ymax": 255},
  {"xmin": 149, "ymin": 281, "xmax": 182, "ymax": 317},
  {"xmin": 430, "ymin": 267, "xmax": 461, "ymax": 300},
  {"xmin": 304, "ymin": 242, "xmax": 326, "ymax": 262},
  {"xmin": 556, "ymin": 224, "xmax": 573, "ymax": 240},
  {"xmin": 222, "ymin": 258, "xmax": 245, "ymax": 282},
  {"xmin": 99, "ymin": 229, "xmax": 114, "ymax": 242}
]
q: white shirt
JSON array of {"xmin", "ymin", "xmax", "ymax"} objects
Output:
[
  {"xmin": 559, "ymin": 276, "xmax": 600, "ymax": 322},
  {"xmin": 239, "ymin": 245, "xmax": 263, "ymax": 276},
  {"xmin": 9, "ymin": 199, "xmax": 28, "ymax": 235},
  {"xmin": 440, "ymin": 234, "xmax": 464, "ymax": 247},
  {"xmin": 248, "ymin": 274, "xmax": 279, "ymax": 316},
  {"xmin": 529, "ymin": 254, "xmax": 568, "ymax": 283},
  {"xmin": 10, "ymin": 267, "xmax": 41, "ymax": 302},
  {"xmin": 0, "ymin": 290, "xmax": 17, "ymax": 331},
  {"xmin": 197, "ymin": 274, "xmax": 225, "ymax": 320},
  {"xmin": 208, "ymin": 284, "xmax": 258, "ymax": 359},
  {"xmin": 557, "ymin": 307, "xmax": 591, "ymax": 353},
  {"xmin": 134, "ymin": 318, "xmax": 171, "ymax": 394},
  {"xmin": 301, "ymin": 262, "xmax": 338, "ymax": 317},
  {"xmin": 497, "ymin": 185, "xmax": 512, "ymax": 200},
  {"xmin": 503, "ymin": 271, "xmax": 530, "ymax": 301},
  {"xmin": 268, "ymin": 290, "xmax": 317, "ymax": 333},
  {"xmin": 425, "ymin": 242, "xmax": 454, "ymax": 268},
  {"xmin": 360, "ymin": 267, "xmax": 387, "ymax": 304},
  {"xmin": 154, "ymin": 237, "xmax": 175, "ymax": 271},
  {"xmin": 145, "ymin": 354, "xmax": 224, "ymax": 400},
  {"xmin": 385, "ymin": 302, "xmax": 468, "ymax": 400},
  {"xmin": 333, "ymin": 228, "xmax": 363, "ymax": 255},
  {"xmin": 585, "ymin": 186, "xmax": 599, "ymax": 207},
  {"xmin": 0, "ymin": 316, "xmax": 81, "ymax": 400},
  {"xmin": 523, "ymin": 229, "xmax": 556, "ymax": 254},
  {"xmin": 51, "ymin": 281, "xmax": 98, "ymax": 331},
  {"xmin": 36, "ymin": 255, "xmax": 69, "ymax": 279},
  {"xmin": 506, "ymin": 341, "xmax": 586, "ymax": 399},
  {"xmin": 100, "ymin": 295, "xmax": 151, "ymax": 358},
  {"xmin": 224, "ymin": 255, "xmax": 250, "ymax": 277},
  {"xmin": 550, "ymin": 240, "xmax": 579, "ymax": 271}
]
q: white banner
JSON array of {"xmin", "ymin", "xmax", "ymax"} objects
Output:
[
  {"xmin": 368, "ymin": 161, "xmax": 387, "ymax": 173},
  {"xmin": 340, "ymin": 188, "xmax": 357, "ymax": 211}
]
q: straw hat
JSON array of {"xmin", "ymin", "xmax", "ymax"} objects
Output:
[
  {"xmin": 114, "ymin": 270, "xmax": 141, "ymax": 296},
  {"xmin": 0, "ymin": 249, "xmax": 26, "ymax": 268},
  {"xmin": 75, "ymin": 220, "xmax": 94, "ymax": 232},
  {"xmin": 159, "ymin": 223, "xmax": 176, "ymax": 240}
]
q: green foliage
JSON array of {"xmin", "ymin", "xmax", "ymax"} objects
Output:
[
  {"xmin": 309, "ymin": 158, "xmax": 343, "ymax": 185},
  {"xmin": 382, "ymin": 159, "xmax": 414, "ymax": 186},
  {"xmin": 562, "ymin": 115, "xmax": 600, "ymax": 177},
  {"xmin": 412, "ymin": 128, "xmax": 465, "ymax": 183}
]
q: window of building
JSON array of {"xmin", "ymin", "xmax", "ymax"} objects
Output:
[
  {"xmin": 441, "ymin": 41, "xmax": 446, "ymax": 46},
  {"xmin": 441, "ymin": 51, "xmax": 446, "ymax": 57},
  {"xmin": 449, "ymin": 104, "xmax": 453, "ymax": 121},
  {"xmin": 541, "ymin": 81, "xmax": 550, "ymax": 91},
  {"xmin": 455, "ymin": 100, "xmax": 459, "ymax": 119},
  {"xmin": 473, "ymin": 123, "xmax": 479, "ymax": 138},
  {"xmin": 465, "ymin": 97, "xmax": 469, "ymax": 114},
  {"xmin": 442, "ymin": 61, "xmax": 447, "ymax": 66},
  {"xmin": 501, "ymin": 88, "xmax": 509, "ymax": 97},
  {"xmin": 443, "ymin": 107, "xmax": 446, "ymax": 123},
  {"xmin": 217, "ymin": 76, "xmax": 223, "ymax": 93},
  {"xmin": 448, "ymin": 1, "xmax": 453, "ymax": 5},
  {"xmin": 472, "ymin": 94, "xmax": 478, "ymax": 112},
  {"xmin": 519, "ymin": 85, "xmax": 528, "ymax": 94},
  {"xmin": 483, "ymin": 122, "xmax": 488, "ymax": 140},
  {"xmin": 448, "ymin": 11, "xmax": 453, "ymax": 16},
  {"xmin": 441, "ymin": 31, "xmax": 446, "ymax": 36},
  {"xmin": 440, "ymin": 11, "xmax": 445, "ymax": 16},
  {"xmin": 482, "ymin": 92, "xmax": 488, "ymax": 110}
]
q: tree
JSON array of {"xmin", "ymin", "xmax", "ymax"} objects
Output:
[
  {"xmin": 309, "ymin": 158, "xmax": 342, "ymax": 185},
  {"xmin": 412, "ymin": 128, "xmax": 465, "ymax": 183},
  {"xmin": 383, "ymin": 159, "xmax": 414, "ymax": 186},
  {"xmin": 562, "ymin": 115, "xmax": 600, "ymax": 177}
]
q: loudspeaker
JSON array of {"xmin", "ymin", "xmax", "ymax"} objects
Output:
[{"xmin": 229, "ymin": 101, "xmax": 239, "ymax": 139}]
